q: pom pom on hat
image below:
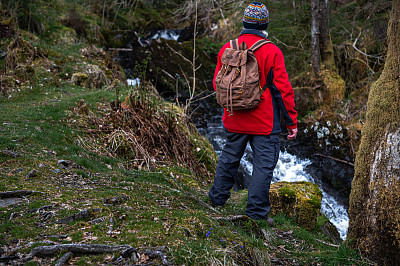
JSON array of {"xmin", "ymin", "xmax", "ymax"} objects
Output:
[{"xmin": 243, "ymin": 2, "xmax": 269, "ymax": 30}]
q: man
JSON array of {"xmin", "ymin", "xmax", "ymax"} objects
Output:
[{"xmin": 208, "ymin": 2, "xmax": 298, "ymax": 225}]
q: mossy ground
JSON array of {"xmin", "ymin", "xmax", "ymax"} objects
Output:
[{"xmin": 0, "ymin": 38, "xmax": 371, "ymax": 264}]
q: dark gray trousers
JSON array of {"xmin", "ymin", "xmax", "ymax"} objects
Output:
[{"xmin": 208, "ymin": 129, "xmax": 280, "ymax": 220}]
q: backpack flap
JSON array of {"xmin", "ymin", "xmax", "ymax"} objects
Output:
[{"xmin": 220, "ymin": 49, "xmax": 249, "ymax": 67}]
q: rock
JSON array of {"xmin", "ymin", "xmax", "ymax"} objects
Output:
[
  {"xmin": 57, "ymin": 159, "xmax": 83, "ymax": 169},
  {"xmin": 320, "ymin": 219, "xmax": 342, "ymax": 244},
  {"xmin": 0, "ymin": 197, "xmax": 23, "ymax": 208},
  {"xmin": 85, "ymin": 64, "xmax": 111, "ymax": 89},
  {"xmin": 103, "ymin": 195, "xmax": 130, "ymax": 205},
  {"xmin": 270, "ymin": 181, "xmax": 322, "ymax": 230},
  {"xmin": 71, "ymin": 73, "xmax": 89, "ymax": 87},
  {"xmin": 57, "ymin": 160, "xmax": 71, "ymax": 169},
  {"xmin": 26, "ymin": 169, "xmax": 37, "ymax": 179}
]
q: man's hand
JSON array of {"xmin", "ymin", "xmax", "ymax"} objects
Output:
[{"xmin": 287, "ymin": 128, "xmax": 298, "ymax": 140}]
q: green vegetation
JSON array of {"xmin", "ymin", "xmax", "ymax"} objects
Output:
[
  {"xmin": 0, "ymin": 0, "xmax": 389, "ymax": 264},
  {"xmin": 0, "ymin": 41, "xmax": 368, "ymax": 265}
]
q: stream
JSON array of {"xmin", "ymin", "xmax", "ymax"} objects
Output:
[{"xmin": 200, "ymin": 114, "xmax": 349, "ymax": 240}]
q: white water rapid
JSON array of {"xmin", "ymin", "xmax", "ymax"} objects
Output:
[{"xmin": 204, "ymin": 117, "xmax": 349, "ymax": 240}]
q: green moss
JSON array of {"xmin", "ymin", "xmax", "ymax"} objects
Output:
[
  {"xmin": 278, "ymin": 186, "xmax": 297, "ymax": 203},
  {"xmin": 71, "ymin": 72, "xmax": 89, "ymax": 87},
  {"xmin": 270, "ymin": 181, "xmax": 322, "ymax": 230}
]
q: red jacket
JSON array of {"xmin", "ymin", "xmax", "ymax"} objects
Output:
[{"xmin": 214, "ymin": 33, "xmax": 298, "ymax": 135}]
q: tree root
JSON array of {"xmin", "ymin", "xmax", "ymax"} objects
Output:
[
  {"xmin": 55, "ymin": 251, "xmax": 72, "ymax": 266},
  {"xmin": 212, "ymin": 215, "xmax": 255, "ymax": 223},
  {"xmin": 0, "ymin": 190, "xmax": 44, "ymax": 198},
  {"xmin": 145, "ymin": 249, "xmax": 170, "ymax": 265},
  {"xmin": 26, "ymin": 243, "xmax": 131, "ymax": 261},
  {"xmin": 25, "ymin": 244, "xmax": 171, "ymax": 265},
  {"xmin": 55, "ymin": 208, "xmax": 101, "ymax": 224}
]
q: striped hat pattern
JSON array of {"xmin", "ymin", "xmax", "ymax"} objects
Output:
[{"xmin": 243, "ymin": 2, "xmax": 269, "ymax": 30}]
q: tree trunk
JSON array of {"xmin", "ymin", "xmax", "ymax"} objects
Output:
[
  {"xmin": 348, "ymin": 0, "xmax": 400, "ymax": 264},
  {"xmin": 311, "ymin": 0, "xmax": 321, "ymax": 75},
  {"xmin": 311, "ymin": 0, "xmax": 345, "ymax": 106},
  {"xmin": 319, "ymin": 0, "xmax": 334, "ymax": 67},
  {"xmin": 311, "ymin": 0, "xmax": 332, "ymax": 74}
]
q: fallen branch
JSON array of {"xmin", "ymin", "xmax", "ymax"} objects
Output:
[
  {"xmin": 315, "ymin": 238, "xmax": 340, "ymax": 248},
  {"xmin": 55, "ymin": 251, "xmax": 72, "ymax": 266},
  {"xmin": 313, "ymin": 153, "xmax": 355, "ymax": 167},
  {"xmin": 28, "ymin": 243, "xmax": 131, "ymax": 258},
  {"xmin": 0, "ymin": 191, "xmax": 44, "ymax": 199},
  {"xmin": 212, "ymin": 215, "xmax": 252, "ymax": 222}
]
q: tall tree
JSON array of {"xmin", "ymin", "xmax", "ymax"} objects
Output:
[
  {"xmin": 310, "ymin": 0, "xmax": 345, "ymax": 106},
  {"xmin": 348, "ymin": 0, "xmax": 400, "ymax": 264},
  {"xmin": 311, "ymin": 0, "xmax": 332, "ymax": 74}
]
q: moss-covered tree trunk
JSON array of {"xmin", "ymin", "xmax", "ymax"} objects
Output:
[{"xmin": 347, "ymin": 0, "xmax": 400, "ymax": 264}]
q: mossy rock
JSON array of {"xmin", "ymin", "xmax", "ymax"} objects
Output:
[
  {"xmin": 318, "ymin": 216, "xmax": 342, "ymax": 244},
  {"xmin": 47, "ymin": 26, "xmax": 78, "ymax": 45},
  {"xmin": 71, "ymin": 73, "xmax": 89, "ymax": 87},
  {"xmin": 85, "ymin": 64, "xmax": 111, "ymax": 89},
  {"xmin": 270, "ymin": 181, "xmax": 322, "ymax": 230}
]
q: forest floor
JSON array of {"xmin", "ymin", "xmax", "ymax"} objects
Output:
[{"xmin": 0, "ymin": 41, "xmax": 374, "ymax": 265}]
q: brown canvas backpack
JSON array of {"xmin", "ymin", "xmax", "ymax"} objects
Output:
[{"xmin": 215, "ymin": 38, "xmax": 271, "ymax": 114}]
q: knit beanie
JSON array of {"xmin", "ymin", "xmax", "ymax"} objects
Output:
[{"xmin": 243, "ymin": 2, "xmax": 269, "ymax": 30}]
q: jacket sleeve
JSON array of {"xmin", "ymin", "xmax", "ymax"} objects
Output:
[{"xmin": 271, "ymin": 47, "xmax": 298, "ymax": 129}]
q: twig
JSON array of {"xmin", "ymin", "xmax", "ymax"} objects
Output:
[
  {"xmin": 106, "ymin": 48, "xmax": 133, "ymax": 52},
  {"xmin": 214, "ymin": 0, "xmax": 231, "ymax": 37},
  {"xmin": 315, "ymin": 238, "xmax": 340, "ymax": 248},
  {"xmin": 189, "ymin": 92, "xmax": 216, "ymax": 104},
  {"xmin": 270, "ymin": 36, "xmax": 305, "ymax": 51},
  {"xmin": 313, "ymin": 153, "xmax": 354, "ymax": 167},
  {"xmin": 165, "ymin": 43, "xmax": 193, "ymax": 66},
  {"xmin": 348, "ymin": 43, "xmax": 382, "ymax": 60}
]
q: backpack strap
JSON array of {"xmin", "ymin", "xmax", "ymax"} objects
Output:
[
  {"xmin": 230, "ymin": 39, "xmax": 239, "ymax": 50},
  {"xmin": 249, "ymin": 39, "xmax": 271, "ymax": 52}
]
